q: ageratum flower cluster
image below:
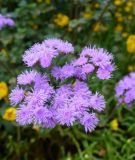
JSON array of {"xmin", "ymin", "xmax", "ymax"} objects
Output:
[
  {"xmin": 0, "ymin": 14, "xmax": 14, "ymax": 30},
  {"xmin": 52, "ymin": 46, "xmax": 115, "ymax": 80},
  {"xmin": 115, "ymin": 72, "xmax": 135, "ymax": 107},
  {"xmin": 10, "ymin": 38, "xmax": 115, "ymax": 132}
]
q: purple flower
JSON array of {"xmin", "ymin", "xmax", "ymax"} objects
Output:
[
  {"xmin": 53, "ymin": 84, "xmax": 73, "ymax": 109},
  {"xmin": 44, "ymin": 38, "xmax": 74, "ymax": 54},
  {"xmin": 124, "ymin": 88, "xmax": 135, "ymax": 104},
  {"xmin": 34, "ymin": 73, "xmax": 49, "ymax": 90},
  {"xmin": 72, "ymin": 57, "xmax": 88, "ymax": 66},
  {"xmin": 80, "ymin": 46, "xmax": 96, "ymax": 57},
  {"xmin": 0, "ymin": 14, "xmax": 14, "ymax": 30},
  {"xmin": 51, "ymin": 66, "xmax": 62, "ymax": 80},
  {"xmin": 55, "ymin": 107, "xmax": 77, "ymax": 126},
  {"xmin": 10, "ymin": 38, "xmax": 113, "ymax": 132},
  {"xmin": 9, "ymin": 87, "xmax": 24, "ymax": 105},
  {"xmin": 82, "ymin": 64, "xmax": 95, "ymax": 74},
  {"xmin": 79, "ymin": 46, "xmax": 115, "ymax": 80},
  {"xmin": 52, "ymin": 64, "xmax": 75, "ymax": 80},
  {"xmin": 34, "ymin": 106, "xmax": 53, "ymax": 125},
  {"xmin": 74, "ymin": 67, "xmax": 87, "ymax": 80},
  {"xmin": 52, "ymin": 81, "xmax": 104, "ymax": 131},
  {"xmin": 89, "ymin": 93, "xmax": 105, "ymax": 112},
  {"xmin": 97, "ymin": 68, "xmax": 111, "ymax": 80},
  {"xmin": 17, "ymin": 70, "xmax": 37, "ymax": 85},
  {"xmin": 16, "ymin": 105, "xmax": 33, "ymax": 125},
  {"xmin": 61, "ymin": 64, "xmax": 75, "ymax": 79},
  {"xmin": 23, "ymin": 43, "xmax": 58, "ymax": 68},
  {"xmin": 73, "ymin": 80, "xmax": 92, "ymax": 97},
  {"xmin": 115, "ymin": 72, "xmax": 135, "ymax": 106},
  {"xmin": 80, "ymin": 112, "xmax": 99, "ymax": 132},
  {"xmin": 81, "ymin": 46, "xmax": 113, "ymax": 68},
  {"xmin": 39, "ymin": 45, "xmax": 58, "ymax": 68},
  {"xmin": 6, "ymin": 18, "xmax": 14, "ymax": 26},
  {"xmin": 23, "ymin": 43, "xmax": 40, "ymax": 67},
  {"xmin": 25, "ymin": 88, "xmax": 53, "ymax": 107},
  {"xmin": 90, "ymin": 49, "xmax": 113, "ymax": 68},
  {"xmin": 96, "ymin": 63, "xmax": 115, "ymax": 80}
]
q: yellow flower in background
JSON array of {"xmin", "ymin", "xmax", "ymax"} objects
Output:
[
  {"xmin": 92, "ymin": 22, "xmax": 102, "ymax": 32},
  {"xmin": 115, "ymin": 24, "xmax": 123, "ymax": 32},
  {"xmin": 83, "ymin": 12, "xmax": 92, "ymax": 19},
  {"xmin": 125, "ymin": 6, "xmax": 131, "ymax": 12},
  {"xmin": 94, "ymin": 2, "xmax": 100, "ymax": 9},
  {"xmin": 115, "ymin": 12, "xmax": 122, "ymax": 18},
  {"xmin": 122, "ymin": 32, "xmax": 128, "ymax": 38},
  {"xmin": 127, "ymin": 35, "xmax": 135, "ymax": 53},
  {"xmin": 32, "ymin": 24, "xmax": 38, "ymax": 30},
  {"xmin": 128, "ymin": 65, "xmax": 134, "ymax": 72},
  {"xmin": 54, "ymin": 13, "xmax": 69, "ymax": 27},
  {"xmin": 0, "ymin": 48, "xmax": 8, "ymax": 57},
  {"xmin": 114, "ymin": 0, "xmax": 123, "ymax": 6},
  {"xmin": 67, "ymin": 27, "xmax": 73, "ymax": 32},
  {"xmin": 0, "ymin": 82, "xmax": 8, "ymax": 100},
  {"xmin": 115, "ymin": 12, "xmax": 124, "ymax": 22},
  {"xmin": 128, "ymin": 15, "xmax": 133, "ymax": 20},
  {"xmin": 110, "ymin": 119, "xmax": 119, "ymax": 131},
  {"xmin": 117, "ymin": 17, "xmax": 124, "ymax": 22},
  {"xmin": 3, "ymin": 107, "xmax": 16, "ymax": 121},
  {"xmin": 37, "ymin": 0, "xmax": 42, "ymax": 3},
  {"xmin": 45, "ymin": 0, "xmax": 51, "ymax": 4},
  {"xmin": 126, "ymin": 1, "xmax": 133, "ymax": 8},
  {"xmin": 125, "ymin": 1, "xmax": 133, "ymax": 12}
]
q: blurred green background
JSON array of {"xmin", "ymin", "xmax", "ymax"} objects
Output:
[{"xmin": 1, "ymin": 0, "xmax": 135, "ymax": 159}]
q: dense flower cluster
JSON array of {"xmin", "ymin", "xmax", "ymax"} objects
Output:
[
  {"xmin": 115, "ymin": 72, "xmax": 135, "ymax": 107},
  {"xmin": 10, "ymin": 38, "xmax": 115, "ymax": 132},
  {"xmin": 52, "ymin": 46, "xmax": 115, "ymax": 80},
  {"xmin": 0, "ymin": 14, "xmax": 14, "ymax": 30},
  {"xmin": 23, "ymin": 38, "xmax": 74, "ymax": 68}
]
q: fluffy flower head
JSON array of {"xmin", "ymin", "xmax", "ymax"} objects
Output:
[
  {"xmin": 115, "ymin": 72, "xmax": 135, "ymax": 106},
  {"xmin": 0, "ymin": 14, "xmax": 14, "ymax": 29},
  {"xmin": 9, "ymin": 38, "xmax": 114, "ymax": 132}
]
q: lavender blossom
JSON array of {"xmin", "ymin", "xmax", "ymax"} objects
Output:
[
  {"xmin": 34, "ymin": 106, "xmax": 53, "ymax": 126},
  {"xmin": 82, "ymin": 64, "xmax": 95, "ymax": 74},
  {"xmin": 89, "ymin": 93, "xmax": 105, "ymax": 112},
  {"xmin": 78, "ymin": 46, "xmax": 115, "ymax": 80},
  {"xmin": 23, "ymin": 43, "xmax": 58, "ymax": 68},
  {"xmin": 44, "ymin": 38, "xmax": 74, "ymax": 54},
  {"xmin": 16, "ymin": 105, "xmax": 33, "ymax": 125},
  {"xmin": 56, "ymin": 107, "xmax": 77, "ymax": 126},
  {"xmin": 10, "ymin": 38, "xmax": 114, "ymax": 132},
  {"xmin": 25, "ymin": 89, "xmax": 51, "ymax": 107},
  {"xmin": 52, "ymin": 81, "xmax": 105, "ymax": 130},
  {"xmin": 9, "ymin": 87, "xmax": 24, "ymax": 105},
  {"xmin": 17, "ymin": 70, "xmax": 38, "ymax": 85},
  {"xmin": 52, "ymin": 45, "xmax": 114, "ymax": 81},
  {"xmin": 115, "ymin": 72, "xmax": 135, "ymax": 106},
  {"xmin": 0, "ymin": 14, "xmax": 14, "ymax": 30},
  {"xmin": 80, "ymin": 112, "xmax": 99, "ymax": 132},
  {"xmin": 34, "ymin": 73, "xmax": 49, "ymax": 90},
  {"xmin": 51, "ymin": 64, "xmax": 75, "ymax": 80}
]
